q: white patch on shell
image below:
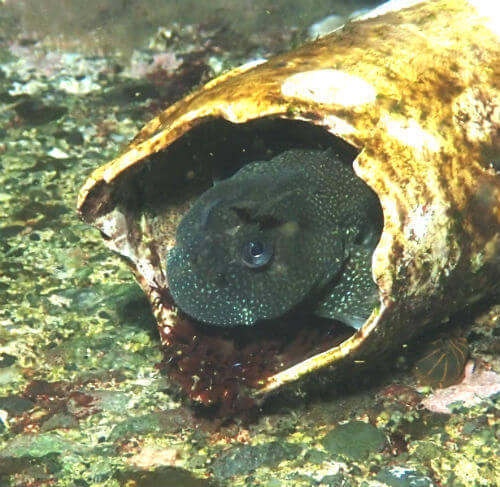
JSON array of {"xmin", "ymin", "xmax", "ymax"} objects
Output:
[
  {"xmin": 382, "ymin": 116, "xmax": 441, "ymax": 153},
  {"xmin": 97, "ymin": 209, "xmax": 163, "ymax": 289},
  {"xmin": 98, "ymin": 210, "xmax": 128, "ymax": 243},
  {"xmin": 467, "ymin": 0, "xmax": 500, "ymax": 39},
  {"xmin": 405, "ymin": 204, "xmax": 434, "ymax": 241},
  {"xmin": 322, "ymin": 114, "xmax": 358, "ymax": 136},
  {"xmin": 355, "ymin": 0, "xmax": 426, "ymax": 21},
  {"xmin": 236, "ymin": 58, "xmax": 268, "ymax": 71},
  {"xmin": 308, "ymin": 14, "xmax": 346, "ymax": 39},
  {"xmin": 453, "ymin": 87, "xmax": 500, "ymax": 144},
  {"xmin": 218, "ymin": 104, "xmax": 239, "ymax": 123},
  {"xmin": 281, "ymin": 69, "xmax": 376, "ymax": 107}
]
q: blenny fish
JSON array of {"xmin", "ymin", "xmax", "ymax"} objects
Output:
[{"xmin": 166, "ymin": 148, "xmax": 382, "ymax": 329}]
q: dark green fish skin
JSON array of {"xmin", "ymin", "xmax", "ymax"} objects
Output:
[{"xmin": 166, "ymin": 148, "xmax": 381, "ymax": 329}]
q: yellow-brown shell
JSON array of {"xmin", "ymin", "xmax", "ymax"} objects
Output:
[{"xmin": 77, "ymin": 0, "xmax": 500, "ymax": 398}]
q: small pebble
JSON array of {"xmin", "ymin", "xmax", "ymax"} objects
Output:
[
  {"xmin": 376, "ymin": 466, "xmax": 435, "ymax": 487},
  {"xmin": 48, "ymin": 147, "xmax": 70, "ymax": 159}
]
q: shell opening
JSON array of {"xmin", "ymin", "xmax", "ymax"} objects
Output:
[{"xmin": 87, "ymin": 117, "xmax": 384, "ymax": 409}]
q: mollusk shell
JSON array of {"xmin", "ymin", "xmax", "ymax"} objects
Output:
[{"xmin": 77, "ymin": 0, "xmax": 500, "ymax": 400}]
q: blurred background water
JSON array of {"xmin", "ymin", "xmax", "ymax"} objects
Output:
[{"xmin": 2, "ymin": 0, "xmax": 382, "ymax": 56}]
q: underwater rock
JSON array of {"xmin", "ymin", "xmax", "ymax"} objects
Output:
[
  {"xmin": 421, "ymin": 362, "xmax": 500, "ymax": 414},
  {"xmin": 0, "ymin": 353, "xmax": 17, "ymax": 368},
  {"xmin": 320, "ymin": 473, "xmax": 353, "ymax": 487},
  {"xmin": 321, "ymin": 421, "xmax": 386, "ymax": 460},
  {"xmin": 14, "ymin": 97, "xmax": 67, "ymax": 125},
  {"xmin": 0, "ymin": 395, "xmax": 34, "ymax": 416},
  {"xmin": 211, "ymin": 441, "xmax": 301, "ymax": 480},
  {"xmin": 115, "ymin": 466, "xmax": 215, "ymax": 487},
  {"xmin": 376, "ymin": 466, "xmax": 435, "ymax": 487},
  {"xmin": 40, "ymin": 413, "xmax": 79, "ymax": 432}
]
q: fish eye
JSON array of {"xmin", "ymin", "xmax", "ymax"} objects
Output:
[{"xmin": 242, "ymin": 239, "xmax": 273, "ymax": 268}]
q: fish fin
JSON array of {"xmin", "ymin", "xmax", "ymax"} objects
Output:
[{"xmin": 314, "ymin": 245, "xmax": 378, "ymax": 330}]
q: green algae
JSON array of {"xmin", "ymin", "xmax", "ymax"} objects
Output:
[
  {"xmin": 321, "ymin": 421, "xmax": 386, "ymax": 460},
  {"xmin": 0, "ymin": 433, "xmax": 86, "ymax": 459},
  {"xmin": 40, "ymin": 413, "xmax": 80, "ymax": 432}
]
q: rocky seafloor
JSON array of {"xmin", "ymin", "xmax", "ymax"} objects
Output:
[{"xmin": 1, "ymin": 2, "xmax": 500, "ymax": 486}]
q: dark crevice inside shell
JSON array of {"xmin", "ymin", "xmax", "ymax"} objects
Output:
[{"xmin": 91, "ymin": 118, "xmax": 384, "ymax": 411}]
